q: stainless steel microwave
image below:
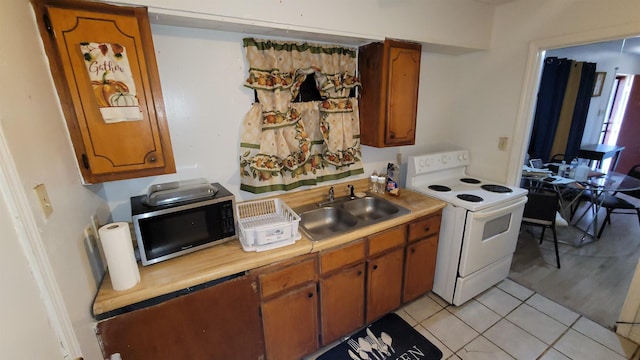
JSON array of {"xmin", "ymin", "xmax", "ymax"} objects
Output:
[{"xmin": 131, "ymin": 182, "xmax": 236, "ymax": 266}]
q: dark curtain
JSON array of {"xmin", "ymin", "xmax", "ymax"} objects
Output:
[
  {"xmin": 528, "ymin": 57, "xmax": 596, "ymax": 162},
  {"xmin": 565, "ymin": 62, "xmax": 596, "ymax": 157}
]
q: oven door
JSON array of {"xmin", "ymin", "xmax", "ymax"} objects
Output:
[{"xmin": 458, "ymin": 196, "xmax": 526, "ymax": 277}]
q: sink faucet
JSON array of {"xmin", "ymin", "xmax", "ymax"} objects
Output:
[
  {"xmin": 347, "ymin": 184, "xmax": 355, "ymax": 199},
  {"xmin": 328, "ymin": 186, "xmax": 334, "ymax": 202}
]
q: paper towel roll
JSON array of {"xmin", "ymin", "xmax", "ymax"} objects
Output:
[{"xmin": 99, "ymin": 222, "xmax": 140, "ymax": 291}]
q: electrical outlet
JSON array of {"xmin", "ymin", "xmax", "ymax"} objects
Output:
[{"xmin": 498, "ymin": 137, "xmax": 509, "ymax": 151}]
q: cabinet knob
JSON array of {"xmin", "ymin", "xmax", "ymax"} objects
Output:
[
  {"xmin": 389, "ymin": 132, "xmax": 396, "ymax": 139},
  {"xmin": 148, "ymin": 156, "xmax": 157, "ymax": 163},
  {"xmin": 308, "ymin": 292, "xmax": 314, "ymax": 298},
  {"xmin": 357, "ymin": 270, "xmax": 363, "ymax": 276},
  {"xmin": 424, "ymin": 227, "xmax": 430, "ymax": 232},
  {"xmin": 411, "ymin": 248, "xmax": 416, "ymax": 254},
  {"xmin": 373, "ymin": 264, "xmax": 378, "ymax": 270}
]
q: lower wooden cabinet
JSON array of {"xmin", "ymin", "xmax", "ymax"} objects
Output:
[
  {"xmin": 95, "ymin": 275, "xmax": 264, "ymax": 360},
  {"xmin": 403, "ymin": 235, "xmax": 439, "ymax": 302},
  {"xmin": 366, "ymin": 247, "xmax": 405, "ymax": 323},
  {"xmin": 95, "ymin": 211, "xmax": 443, "ymax": 360},
  {"xmin": 254, "ymin": 254, "xmax": 319, "ymax": 360},
  {"xmin": 261, "ymin": 283, "xmax": 319, "ymax": 360},
  {"xmin": 319, "ymin": 263, "xmax": 366, "ymax": 345}
]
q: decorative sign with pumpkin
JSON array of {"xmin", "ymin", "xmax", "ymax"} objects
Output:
[{"xmin": 81, "ymin": 42, "xmax": 142, "ymax": 123}]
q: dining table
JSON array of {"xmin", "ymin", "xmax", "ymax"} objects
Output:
[{"xmin": 522, "ymin": 168, "xmax": 640, "ymax": 246}]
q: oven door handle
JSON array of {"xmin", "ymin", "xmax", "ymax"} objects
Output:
[{"xmin": 473, "ymin": 196, "xmax": 527, "ymax": 220}]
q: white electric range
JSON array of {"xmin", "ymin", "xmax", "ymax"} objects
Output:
[{"xmin": 407, "ymin": 149, "xmax": 528, "ymax": 305}]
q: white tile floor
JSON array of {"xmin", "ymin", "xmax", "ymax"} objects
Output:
[{"xmin": 309, "ymin": 279, "xmax": 640, "ymax": 360}]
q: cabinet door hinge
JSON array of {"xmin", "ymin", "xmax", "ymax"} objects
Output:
[
  {"xmin": 81, "ymin": 154, "xmax": 90, "ymax": 169},
  {"xmin": 43, "ymin": 13, "xmax": 54, "ymax": 36}
]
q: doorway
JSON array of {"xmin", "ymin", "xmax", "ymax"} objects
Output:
[{"xmin": 512, "ymin": 37, "xmax": 640, "ymax": 331}]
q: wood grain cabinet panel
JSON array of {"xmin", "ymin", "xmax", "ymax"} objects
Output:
[
  {"xmin": 403, "ymin": 235, "xmax": 438, "ymax": 302},
  {"xmin": 368, "ymin": 225, "xmax": 406, "ymax": 256},
  {"xmin": 95, "ymin": 275, "xmax": 264, "ymax": 360},
  {"xmin": 319, "ymin": 239, "xmax": 365, "ymax": 274},
  {"xmin": 258, "ymin": 256, "xmax": 317, "ymax": 298},
  {"xmin": 32, "ymin": 0, "xmax": 175, "ymax": 183},
  {"xmin": 408, "ymin": 213, "xmax": 441, "ymax": 243},
  {"xmin": 261, "ymin": 283, "xmax": 319, "ymax": 360},
  {"xmin": 358, "ymin": 39, "xmax": 422, "ymax": 147},
  {"xmin": 366, "ymin": 247, "xmax": 404, "ymax": 323},
  {"xmin": 254, "ymin": 254, "xmax": 319, "ymax": 360},
  {"xmin": 319, "ymin": 263, "xmax": 366, "ymax": 345}
]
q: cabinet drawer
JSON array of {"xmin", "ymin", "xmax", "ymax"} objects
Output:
[
  {"xmin": 258, "ymin": 258, "xmax": 317, "ymax": 298},
  {"xmin": 408, "ymin": 214, "xmax": 441, "ymax": 242},
  {"xmin": 368, "ymin": 226, "xmax": 406, "ymax": 256},
  {"xmin": 319, "ymin": 239, "xmax": 365, "ymax": 274}
]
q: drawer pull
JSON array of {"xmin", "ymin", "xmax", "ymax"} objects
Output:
[{"xmin": 424, "ymin": 227, "xmax": 430, "ymax": 232}]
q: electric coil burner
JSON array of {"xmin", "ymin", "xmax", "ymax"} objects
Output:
[{"xmin": 407, "ymin": 148, "xmax": 528, "ymax": 305}]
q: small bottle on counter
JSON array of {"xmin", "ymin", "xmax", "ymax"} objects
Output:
[
  {"xmin": 386, "ymin": 162, "xmax": 400, "ymax": 196},
  {"xmin": 376, "ymin": 175, "xmax": 386, "ymax": 193},
  {"xmin": 575, "ymin": 161, "xmax": 590, "ymax": 181},
  {"xmin": 370, "ymin": 171, "xmax": 378, "ymax": 192},
  {"xmin": 568, "ymin": 158, "xmax": 578, "ymax": 178},
  {"xmin": 558, "ymin": 160, "xmax": 567, "ymax": 177}
]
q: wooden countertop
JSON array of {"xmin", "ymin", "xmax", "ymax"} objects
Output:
[{"xmin": 92, "ymin": 178, "xmax": 446, "ymax": 317}]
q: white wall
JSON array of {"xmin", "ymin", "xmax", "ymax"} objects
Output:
[
  {"xmin": 443, "ymin": 0, "xmax": 640, "ymax": 183},
  {"xmin": 0, "ymin": 1, "xmax": 108, "ymax": 358},
  {"xmin": 0, "ymin": 173, "xmax": 62, "ymax": 359}
]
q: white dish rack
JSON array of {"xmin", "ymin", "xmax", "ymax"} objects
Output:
[{"xmin": 236, "ymin": 198, "xmax": 301, "ymax": 252}]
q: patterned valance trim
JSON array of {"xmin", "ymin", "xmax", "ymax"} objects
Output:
[
  {"xmin": 240, "ymin": 134, "xmax": 360, "ymax": 149},
  {"xmin": 239, "ymin": 168, "xmax": 365, "ymax": 194},
  {"xmin": 243, "ymin": 38, "xmax": 357, "ymax": 57}
]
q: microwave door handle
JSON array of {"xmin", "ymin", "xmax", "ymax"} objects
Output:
[{"xmin": 473, "ymin": 196, "xmax": 527, "ymax": 220}]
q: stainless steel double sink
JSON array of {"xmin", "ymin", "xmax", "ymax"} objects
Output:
[{"xmin": 294, "ymin": 193, "xmax": 411, "ymax": 241}]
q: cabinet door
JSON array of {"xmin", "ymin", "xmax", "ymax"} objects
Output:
[
  {"xmin": 384, "ymin": 40, "xmax": 421, "ymax": 146},
  {"xmin": 358, "ymin": 39, "xmax": 421, "ymax": 148},
  {"xmin": 96, "ymin": 276, "xmax": 264, "ymax": 359},
  {"xmin": 262, "ymin": 283, "xmax": 319, "ymax": 360},
  {"xmin": 366, "ymin": 248, "xmax": 404, "ymax": 323},
  {"xmin": 319, "ymin": 263, "xmax": 365, "ymax": 345},
  {"xmin": 35, "ymin": 1, "xmax": 175, "ymax": 183},
  {"xmin": 403, "ymin": 235, "xmax": 439, "ymax": 303}
]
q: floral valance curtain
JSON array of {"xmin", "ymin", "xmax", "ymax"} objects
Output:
[{"xmin": 240, "ymin": 38, "xmax": 364, "ymax": 193}]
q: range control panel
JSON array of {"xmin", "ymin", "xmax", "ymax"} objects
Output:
[{"xmin": 408, "ymin": 150, "xmax": 470, "ymax": 176}]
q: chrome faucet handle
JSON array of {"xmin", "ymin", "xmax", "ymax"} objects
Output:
[{"xmin": 347, "ymin": 184, "xmax": 355, "ymax": 199}]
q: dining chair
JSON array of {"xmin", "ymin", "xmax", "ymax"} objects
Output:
[
  {"xmin": 521, "ymin": 189, "xmax": 561, "ymax": 268},
  {"xmin": 596, "ymin": 164, "xmax": 640, "ymax": 238}
]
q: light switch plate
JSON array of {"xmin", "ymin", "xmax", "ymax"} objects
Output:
[{"xmin": 33, "ymin": 183, "xmax": 53, "ymax": 218}]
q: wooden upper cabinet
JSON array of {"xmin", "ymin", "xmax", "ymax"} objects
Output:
[
  {"xmin": 358, "ymin": 39, "xmax": 422, "ymax": 147},
  {"xmin": 32, "ymin": 0, "xmax": 175, "ymax": 183}
]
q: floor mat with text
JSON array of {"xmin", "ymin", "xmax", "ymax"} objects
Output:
[{"xmin": 317, "ymin": 313, "xmax": 442, "ymax": 360}]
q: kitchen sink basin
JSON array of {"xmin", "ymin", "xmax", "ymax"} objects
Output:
[
  {"xmin": 297, "ymin": 207, "xmax": 358, "ymax": 238},
  {"xmin": 294, "ymin": 193, "xmax": 411, "ymax": 241},
  {"xmin": 342, "ymin": 196, "xmax": 401, "ymax": 221}
]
